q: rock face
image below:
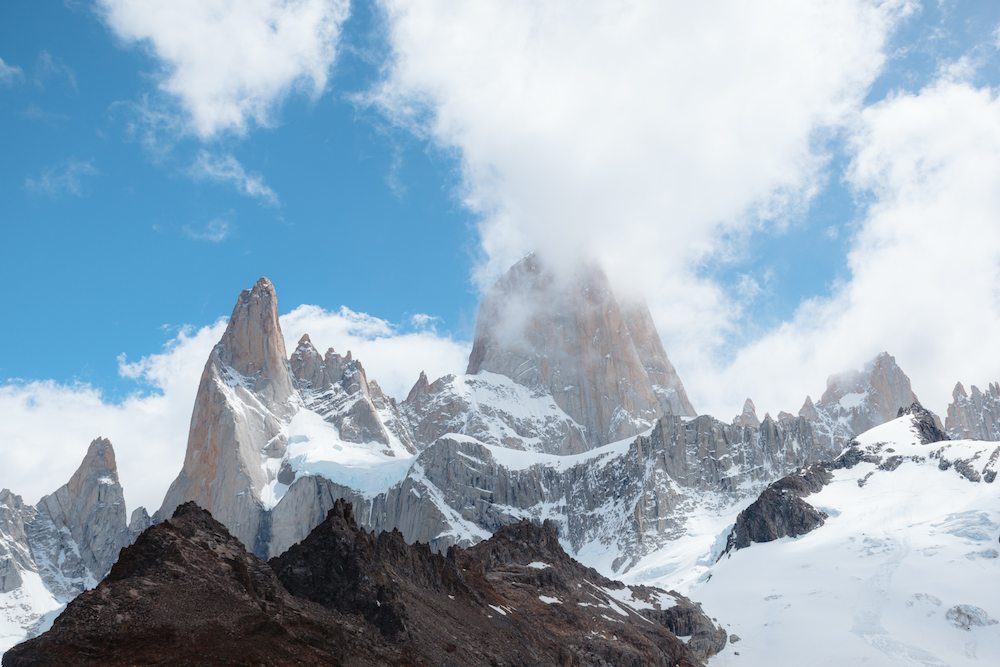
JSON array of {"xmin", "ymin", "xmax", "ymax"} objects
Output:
[
  {"xmin": 3, "ymin": 502, "xmax": 395, "ymax": 667},
  {"xmin": 946, "ymin": 381, "xmax": 1000, "ymax": 441},
  {"xmin": 290, "ymin": 334, "xmax": 415, "ymax": 453},
  {"xmin": 897, "ymin": 403, "xmax": 949, "ymax": 444},
  {"xmin": 465, "ymin": 253, "xmax": 695, "ymax": 450},
  {"xmin": 271, "ymin": 499, "xmax": 725, "ymax": 666},
  {"xmin": 0, "ymin": 492, "xmax": 34, "ymax": 595},
  {"xmin": 292, "ymin": 409, "xmax": 841, "ymax": 573},
  {"xmin": 1, "ymin": 439, "xmax": 140, "ymax": 655},
  {"xmin": 27, "ymin": 438, "xmax": 135, "ymax": 600},
  {"xmin": 722, "ymin": 464, "xmax": 832, "ymax": 556},
  {"xmin": 401, "ymin": 372, "xmax": 589, "ymax": 454},
  {"xmin": 157, "ymin": 277, "xmax": 300, "ymax": 553}
]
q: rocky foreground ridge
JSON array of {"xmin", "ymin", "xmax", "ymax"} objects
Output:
[{"xmin": 4, "ymin": 500, "xmax": 725, "ymax": 667}]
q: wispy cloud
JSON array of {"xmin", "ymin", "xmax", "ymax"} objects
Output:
[
  {"xmin": 0, "ymin": 56, "xmax": 24, "ymax": 86},
  {"xmin": 97, "ymin": 0, "xmax": 351, "ymax": 139},
  {"xmin": 19, "ymin": 104, "xmax": 70, "ymax": 123},
  {"xmin": 410, "ymin": 313, "xmax": 440, "ymax": 329},
  {"xmin": 24, "ymin": 158, "xmax": 99, "ymax": 197},
  {"xmin": 184, "ymin": 213, "xmax": 234, "ymax": 242},
  {"xmin": 34, "ymin": 50, "xmax": 77, "ymax": 90},
  {"xmin": 189, "ymin": 151, "xmax": 279, "ymax": 206},
  {"xmin": 370, "ymin": 0, "xmax": 927, "ymax": 417}
]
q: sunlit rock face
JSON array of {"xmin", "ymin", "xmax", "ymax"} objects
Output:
[
  {"xmin": 465, "ymin": 253, "xmax": 695, "ymax": 450},
  {"xmin": 946, "ymin": 381, "xmax": 1000, "ymax": 441},
  {"xmin": 157, "ymin": 277, "xmax": 300, "ymax": 553}
]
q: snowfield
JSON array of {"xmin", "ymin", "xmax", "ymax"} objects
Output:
[{"xmin": 626, "ymin": 415, "xmax": 1000, "ymax": 666}]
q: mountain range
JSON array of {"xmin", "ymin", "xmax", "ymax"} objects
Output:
[{"xmin": 2, "ymin": 253, "xmax": 998, "ymax": 663}]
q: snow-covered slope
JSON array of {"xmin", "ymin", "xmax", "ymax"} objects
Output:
[
  {"xmin": 402, "ymin": 371, "xmax": 589, "ymax": 454},
  {"xmin": 627, "ymin": 414, "xmax": 1000, "ymax": 666}
]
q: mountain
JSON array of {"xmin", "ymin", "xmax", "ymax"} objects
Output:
[
  {"xmin": 156, "ymin": 277, "xmax": 300, "ymax": 553},
  {"xmin": 6, "ymin": 257, "xmax": 997, "ymax": 661},
  {"xmin": 0, "ymin": 439, "xmax": 139, "ymax": 654},
  {"xmin": 946, "ymin": 381, "xmax": 1000, "ymax": 441},
  {"xmin": 798, "ymin": 351, "xmax": 926, "ymax": 450},
  {"xmin": 4, "ymin": 500, "xmax": 726, "ymax": 667},
  {"xmin": 150, "ymin": 269, "xmax": 938, "ymax": 570},
  {"xmin": 466, "ymin": 253, "xmax": 695, "ymax": 449},
  {"xmin": 642, "ymin": 410, "xmax": 1000, "ymax": 665}
]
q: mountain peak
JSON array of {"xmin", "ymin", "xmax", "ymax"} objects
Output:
[
  {"xmin": 465, "ymin": 253, "xmax": 694, "ymax": 447},
  {"xmin": 66, "ymin": 437, "xmax": 118, "ymax": 497},
  {"xmin": 217, "ymin": 275, "xmax": 295, "ymax": 406},
  {"xmin": 734, "ymin": 398, "xmax": 761, "ymax": 428}
]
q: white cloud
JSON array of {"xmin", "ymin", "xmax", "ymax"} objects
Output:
[
  {"xmin": 371, "ymin": 0, "xmax": 915, "ymax": 414},
  {"xmin": 0, "ymin": 321, "xmax": 225, "ymax": 515},
  {"xmin": 98, "ymin": 0, "xmax": 351, "ymax": 139},
  {"xmin": 189, "ymin": 151, "xmax": 279, "ymax": 205},
  {"xmin": 24, "ymin": 158, "xmax": 99, "ymax": 197},
  {"xmin": 704, "ymin": 76, "xmax": 1000, "ymax": 419},
  {"xmin": 281, "ymin": 305, "xmax": 471, "ymax": 400},
  {"xmin": 0, "ymin": 56, "xmax": 24, "ymax": 86}
]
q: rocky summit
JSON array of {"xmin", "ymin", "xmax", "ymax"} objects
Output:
[{"xmin": 5, "ymin": 500, "xmax": 725, "ymax": 667}]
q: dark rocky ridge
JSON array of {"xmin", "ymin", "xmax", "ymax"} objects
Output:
[
  {"xmin": 897, "ymin": 402, "xmax": 950, "ymax": 444},
  {"xmin": 3, "ymin": 502, "xmax": 394, "ymax": 667},
  {"xmin": 271, "ymin": 499, "xmax": 726, "ymax": 666},
  {"xmin": 721, "ymin": 463, "xmax": 832, "ymax": 556},
  {"xmin": 6, "ymin": 501, "xmax": 725, "ymax": 666}
]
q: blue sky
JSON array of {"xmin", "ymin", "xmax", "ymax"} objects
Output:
[
  {"xmin": 1, "ymin": 0, "xmax": 478, "ymax": 398},
  {"xmin": 4, "ymin": 0, "xmax": 1000, "ymax": 511}
]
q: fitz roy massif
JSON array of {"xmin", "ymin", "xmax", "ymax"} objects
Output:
[{"xmin": 2, "ymin": 254, "xmax": 999, "ymax": 665}]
